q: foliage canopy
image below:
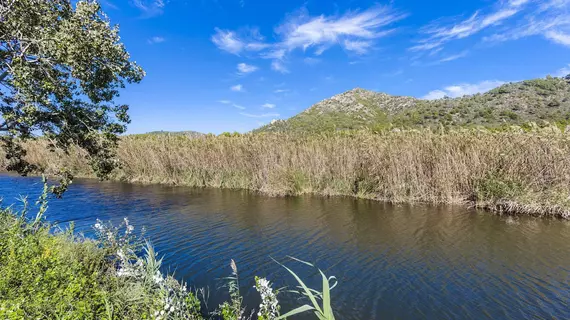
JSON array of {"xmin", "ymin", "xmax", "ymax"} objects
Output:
[{"xmin": 0, "ymin": 0, "xmax": 144, "ymax": 193}]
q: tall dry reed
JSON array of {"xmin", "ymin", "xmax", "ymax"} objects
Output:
[{"xmin": 7, "ymin": 130, "xmax": 570, "ymax": 218}]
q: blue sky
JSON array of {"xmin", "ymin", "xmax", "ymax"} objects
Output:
[{"xmin": 102, "ymin": 0, "xmax": 570, "ymax": 134}]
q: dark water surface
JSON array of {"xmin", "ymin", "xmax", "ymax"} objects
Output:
[{"xmin": 1, "ymin": 174, "xmax": 569, "ymax": 319}]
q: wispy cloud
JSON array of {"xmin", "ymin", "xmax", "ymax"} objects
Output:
[
  {"xmin": 211, "ymin": 6, "xmax": 406, "ymax": 72},
  {"xmin": 274, "ymin": 89, "xmax": 290, "ymax": 93},
  {"xmin": 262, "ymin": 103, "xmax": 276, "ymax": 108},
  {"xmin": 147, "ymin": 36, "xmax": 165, "ymax": 44},
  {"xmin": 381, "ymin": 69, "xmax": 403, "ymax": 77},
  {"xmin": 237, "ymin": 63, "xmax": 258, "ymax": 74},
  {"xmin": 423, "ymin": 80, "xmax": 506, "ymax": 99},
  {"xmin": 303, "ymin": 57, "xmax": 321, "ymax": 65},
  {"xmin": 544, "ymin": 30, "xmax": 570, "ymax": 47},
  {"xmin": 131, "ymin": 0, "xmax": 165, "ymax": 17},
  {"xmin": 276, "ymin": 6, "xmax": 406, "ymax": 55},
  {"xmin": 218, "ymin": 100, "xmax": 232, "ymax": 104},
  {"xmin": 343, "ymin": 40, "xmax": 373, "ymax": 54},
  {"xmin": 411, "ymin": 2, "xmax": 525, "ymax": 52},
  {"xmin": 211, "ymin": 27, "xmax": 269, "ymax": 55},
  {"xmin": 232, "ymin": 104, "xmax": 246, "ymax": 110},
  {"xmin": 101, "ymin": 0, "xmax": 119, "ymax": 10},
  {"xmin": 230, "ymin": 84, "xmax": 244, "ymax": 92},
  {"xmin": 271, "ymin": 61, "xmax": 289, "ymax": 74},
  {"xmin": 483, "ymin": 1, "xmax": 570, "ymax": 48},
  {"xmin": 240, "ymin": 112, "xmax": 280, "ymax": 118},
  {"xmin": 554, "ymin": 64, "xmax": 570, "ymax": 77},
  {"xmin": 438, "ymin": 50, "xmax": 468, "ymax": 63}
]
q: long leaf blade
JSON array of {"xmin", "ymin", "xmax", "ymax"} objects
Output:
[{"xmin": 276, "ymin": 305, "xmax": 315, "ymax": 319}]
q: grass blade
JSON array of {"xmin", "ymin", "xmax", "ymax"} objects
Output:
[{"xmin": 275, "ymin": 304, "xmax": 315, "ymax": 319}]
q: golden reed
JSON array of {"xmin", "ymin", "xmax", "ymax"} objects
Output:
[{"xmin": 7, "ymin": 129, "xmax": 570, "ymax": 218}]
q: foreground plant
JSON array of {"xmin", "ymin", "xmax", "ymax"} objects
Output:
[
  {"xmin": 216, "ymin": 258, "xmax": 337, "ymax": 320},
  {"xmin": 254, "ymin": 277, "xmax": 280, "ymax": 320},
  {"xmin": 0, "ymin": 185, "xmax": 201, "ymax": 319},
  {"xmin": 276, "ymin": 258, "xmax": 337, "ymax": 320},
  {"xmin": 0, "ymin": 183, "xmax": 339, "ymax": 319}
]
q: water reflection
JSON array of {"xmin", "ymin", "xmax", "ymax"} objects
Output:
[{"xmin": 1, "ymin": 175, "xmax": 569, "ymax": 319}]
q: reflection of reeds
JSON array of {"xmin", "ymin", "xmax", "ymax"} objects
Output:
[{"xmin": 8, "ymin": 130, "xmax": 570, "ymax": 218}]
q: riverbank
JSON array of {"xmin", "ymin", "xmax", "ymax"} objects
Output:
[
  {"xmin": 6, "ymin": 129, "xmax": 570, "ymax": 219},
  {"xmin": 0, "ymin": 197, "xmax": 332, "ymax": 319}
]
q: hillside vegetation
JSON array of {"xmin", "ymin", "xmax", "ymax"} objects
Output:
[{"xmin": 259, "ymin": 76, "xmax": 570, "ymax": 132}]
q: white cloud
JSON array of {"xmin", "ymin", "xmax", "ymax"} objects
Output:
[
  {"xmin": 262, "ymin": 103, "xmax": 276, "ymax": 108},
  {"xmin": 423, "ymin": 89, "xmax": 448, "ymax": 100},
  {"xmin": 276, "ymin": 6, "xmax": 406, "ymax": 55},
  {"xmin": 232, "ymin": 104, "xmax": 246, "ymax": 110},
  {"xmin": 438, "ymin": 51, "xmax": 468, "ymax": 63},
  {"xmin": 240, "ymin": 112, "xmax": 280, "ymax": 118},
  {"xmin": 509, "ymin": 0, "xmax": 530, "ymax": 7},
  {"xmin": 483, "ymin": 2, "xmax": 570, "ymax": 48},
  {"xmin": 554, "ymin": 64, "xmax": 570, "ymax": 77},
  {"xmin": 274, "ymin": 89, "xmax": 290, "ymax": 93},
  {"xmin": 212, "ymin": 5, "xmax": 406, "ymax": 68},
  {"xmin": 381, "ymin": 69, "xmax": 403, "ymax": 77},
  {"xmin": 481, "ymin": 9, "xmax": 518, "ymax": 28},
  {"xmin": 211, "ymin": 27, "xmax": 268, "ymax": 55},
  {"xmin": 131, "ymin": 0, "xmax": 165, "ymax": 17},
  {"xmin": 343, "ymin": 40, "xmax": 373, "ymax": 54},
  {"xmin": 271, "ymin": 61, "xmax": 289, "ymax": 74},
  {"xmin": 218, "ymin": 100, "xmax": 232, "ymax": 104},
  {"xmin": 423, "ymin": 80, "xmax": 506, "ymax": 99},
  {"xmin": 262, "ymin": 49, "xmax": 286, "ymax": 60},
  {"xmin": 544, "ymin": 30, "xmax": 570, "ymax": 47},
  {"xmin": 212, "ymin": 29, "xmax": 244, "ymax": 55},
  {"xmin": 303, "ymin": 57, "xmax": 321, "ymax": 65},
  {"xmin": 230, "ymin": 84, "xmax": 244, "ymax": 92},
  {"xmin": 237, "ymin": 63, "xmax": 258, "ymax": 74},
  {"xmin": 411, "ymin": 3, "xmax": 524, "ymax": 51},
  {"xmin": 147, "ymin": 36, "xmax": 165, "ymax": 44},
  {"xmin": 246, "ymin": 42, "xmax": 271, "ymax": 51}
]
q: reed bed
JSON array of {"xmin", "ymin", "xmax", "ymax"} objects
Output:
[{"xmin": 9, "ymin": 130, "xmax": 570, "ymax": 218}]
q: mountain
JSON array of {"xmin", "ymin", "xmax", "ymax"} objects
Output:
[{"xmin": 257, "ymin": 75, "xmax": 570, "ymax": 132}]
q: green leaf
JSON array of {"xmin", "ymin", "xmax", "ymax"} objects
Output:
[{"xmin": 275, "ymin": 304, "xmax": 315, "ymax": 319}]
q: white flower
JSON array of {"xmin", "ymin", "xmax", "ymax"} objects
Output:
[{"xmin": 255, "ymin": 277, "xmax": 280, "ymax": 319}]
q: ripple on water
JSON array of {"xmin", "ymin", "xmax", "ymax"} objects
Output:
[{"xmin": 1, "ymin": 175, "xmax": 569, "ymax": 319}]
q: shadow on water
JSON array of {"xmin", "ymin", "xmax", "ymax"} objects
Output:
[{"xmin": 1, "ymin": 174, "xmax": 570, "ymax": 319}]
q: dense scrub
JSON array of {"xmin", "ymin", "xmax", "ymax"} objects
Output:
[
  {"xmin": 9, "ymin": 127, "xmax": 570, "ymax": 218},
  {"xmin": 0, "ymin": 200, "xmax": 202, "ymax": 319}
]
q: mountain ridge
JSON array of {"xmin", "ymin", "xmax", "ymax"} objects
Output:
[{"xmin": 258, "ymin": 75, "xmax": 570, "ymax": 132}]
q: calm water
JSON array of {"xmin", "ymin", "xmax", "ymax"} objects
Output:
[{"xmin": 1, "ymin": 174, "xmax": 569, "ymax": 319}]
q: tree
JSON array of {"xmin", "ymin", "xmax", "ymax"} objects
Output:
[{"xmin": 0, "ymin": 0, "xmax": 144, "ymax": 195}]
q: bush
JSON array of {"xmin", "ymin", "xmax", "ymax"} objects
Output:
[{"xmin": 0, "ymin": 193, "xmax": 202, "ymax": 320}]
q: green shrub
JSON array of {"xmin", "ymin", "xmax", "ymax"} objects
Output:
[{"xmin": 475, "ymin": 174, "xmax": 525, "ymax": 202}]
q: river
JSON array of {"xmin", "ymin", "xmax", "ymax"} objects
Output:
[{"xmin": 1, "ymin": 174, "xmax": 569, "ymax": 319}]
